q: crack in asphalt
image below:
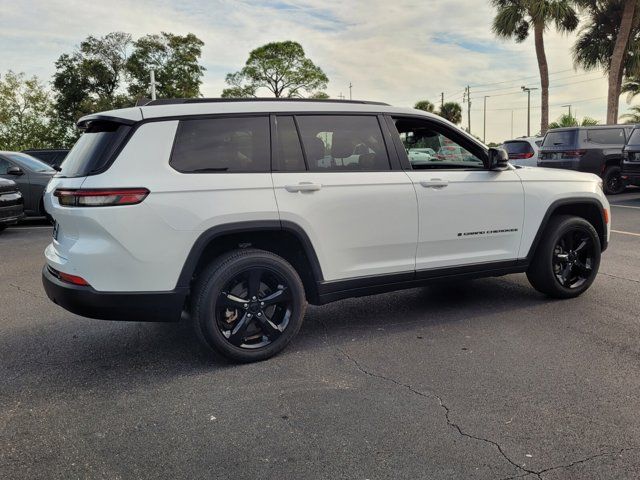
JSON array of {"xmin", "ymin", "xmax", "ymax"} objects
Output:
[
  {"xmin": 314, "ymin": 317, "xmax": 636, "ymax": 479},
  {"xmin": 600, "ymin": 272, "xmax": 640, "ymax": 284},
  {"xmin": 8, "ymin": 282, "xmax": 46, "ymax": 300}
]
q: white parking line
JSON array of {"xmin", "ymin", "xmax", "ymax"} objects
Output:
[
  {"xmin": 612, "ymin": 229, "xmax": 640, "ymax": 237},
  {"xmin": 611, "ymin": 204, "xmax": 640, "ymax": 210}
]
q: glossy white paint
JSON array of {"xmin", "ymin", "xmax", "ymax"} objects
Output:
[
  {"xmin": 45, "ymin": 102, "xmax": 609, "ymax": 294},
  {"xmin": 273, "ymin": 171, "xmax": 418, "ymax": 280},
  {"xmin": 405, "ymin": 168, "xmax": 525, "ymax": 270}
]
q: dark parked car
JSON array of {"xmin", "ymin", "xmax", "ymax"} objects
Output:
[
  {"xmin": 622, "ymin": 127, "xmax": 640, "ymax": 188},
  {"xmin": 538, "ymin": 125, "xmax": 634, "ymax": 194},
  {"xmin": 22, "ymin": 149, "xmax": 69, "ymax": 169},
  {"xmin": 0, "ymin": 178, "xmax": 24, "ymax": 232},
  {"xmin": 0, "ymin": 152, "xmax": 55, "ymax": 217}
]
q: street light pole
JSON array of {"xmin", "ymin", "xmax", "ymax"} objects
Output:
[
  {"xmin": 562, "ymin": 104, "xmax": 572, "ymax": 118},
  {"xmin": 150, "ymin": 69, "xmax": 157, "ymax": 101},
  {"xmin": 521, "ymin": 86, "xmax": 538, "ymax": 137},
  {"xmin": 483, "ymin": 96, "xmax": 490, "ymax": 143}
]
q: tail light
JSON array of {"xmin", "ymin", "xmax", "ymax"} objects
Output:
[
  {"xmin": 48, "ymin": 267, "xmax": 90, "ymax": 286},
  {"xmin": 561, "ymin": 150, "xmax": 587, "ymax": 159},
  {"xmin": 509, "ymin": 152, "xmax": 535, "ymax": 159},
  {"xmin": 54, "ymin": 188, "xmax": 149, "ymax": 207}
]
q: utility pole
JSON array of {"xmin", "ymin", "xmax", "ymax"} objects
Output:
[
  {"xmin": 483, "ymin": 96, "xmax": 490, "ymax": 143},
  {"xmin": 466, "ymin": 86, "xmax": 471, "ymax": 134},
  {"xmin": 349, "ymin": 82, "xmax": 352, "ymax": 100},
  {"xmin": 511, "ymin": 110, "xmax": 514, "ymax": 139},
  {"xmin": 521, "ymin": 86, "xmax": 538, "ymax": 137},
  {"xmin": 441, "ymin": 92, "xmax": 444, "ymax": 109},
  {"xmin": 562, "ymin": 104, "xmax": 572, "ymax": 118},
  {"xmin": 338, "ymin": 92, "xmax": 345, "ymax": 100},
  {"xmin": 150, "ymin": 69, "xmax": 157, "ymax": 101}
]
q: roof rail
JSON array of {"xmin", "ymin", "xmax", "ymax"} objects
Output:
[{"xmin": 140, "ymin": 97, "xmax": 390, "ymax": 107}]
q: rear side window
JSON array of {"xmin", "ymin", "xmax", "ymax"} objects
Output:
[
  {"xmin": 587, "ymin": 128, "xmax": 625, "ymax": 145},
  {"xmin": 171, "ymin": 116, "xmax": 270, "ymax": 173},
  {"xmin": 543, "ymin": 130, "xmax": 577, "ymax": 147},
  {"xmin": 296, "ymin": 115, "xmax": 390, "ymax": 171},
  {"xmin": 503, "ymin": 141, "xmax": 533, "ymax": 154},
  {"xmin": 629, "ymin": 128, "xmax": 640, "ymax": 144},
  {"xmin": 60, "ymin": 122, "xmax": 132, "ymax": 177}
]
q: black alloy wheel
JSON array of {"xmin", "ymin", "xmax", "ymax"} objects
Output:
[
  {"xmin": 552, "ymin": 229, "xmax": 596, "ymax": 289},
  {"xmin": 216, "ymin": 268, "xmax": 292, "ymax": 349},
  {"xmin": 604, "ymin": 166, "xmax": 625, "ymax": 195},
  {"xmin": 192, "ymin": 248, "xmax": 306, "ymax": 362}
]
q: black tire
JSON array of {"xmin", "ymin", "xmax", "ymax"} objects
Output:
[
  {"xmin": 603, "ymin": 165, "xmax": 625, "ymax": 195},
  {"xmin": 191, "ymin": 248, "xmax": 306, "ymax": 363},
  {"xmin": 527, "ymin": 215, "xmax": 601, "ymax": 299}
]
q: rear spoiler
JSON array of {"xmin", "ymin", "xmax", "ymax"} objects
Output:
[{"xmin": 76, "ymin": 115, "xmax": 137, "ymax": 130}]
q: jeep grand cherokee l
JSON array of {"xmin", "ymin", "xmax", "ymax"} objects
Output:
[{"xmin": 42, "ymin": 99, "xmax": 611, "ymax": 362}]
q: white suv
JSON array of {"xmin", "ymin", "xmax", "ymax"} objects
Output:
[{"xmin": 42, "ymin": 99, "xmax": 611, "ymax": 362}]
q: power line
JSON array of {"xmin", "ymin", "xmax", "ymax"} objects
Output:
[
  {"xmin": 468, "ymin": 68, "xmax": 575, "ymax": 88},
  {"xmin": 471, "ymin": 72, "xmax": 602, "ymax": 95},
  {"xmin": 473, "ymin": 95, "xmax": 606, "ymax": 112}
]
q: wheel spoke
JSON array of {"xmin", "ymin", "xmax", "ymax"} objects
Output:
[
  {"xmin": 261, "ymin": 287, "xmax": 290, "ymax": 306},
  {"xmin": 220, "ymin": 292, "xmax": 247, "ymax": 309},
  {"xmin": 560, "ymin": 263, "xmax": 573, "ymax": 284},
  {"xmin": 247, "ymin": 269, "xmax": 263, "ymax": 298},
  {"xmin": 228, "ymin": 313, "xmax": 252, "ymax": 346},
  {"xmin": 574, "ymin": 238, "xmax": 589, "ymax": 254},
  {"xmin": 574, "ymin": 260, "xmax": 592, "ymax": 276},
  {"xmin": 255, "ymin": 315, "xmax": 282, "ymax": 340}
]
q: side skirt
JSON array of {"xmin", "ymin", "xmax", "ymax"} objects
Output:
[{"xmin": 314, "ymin": 260, "xmax": 528, "ymax": 305}]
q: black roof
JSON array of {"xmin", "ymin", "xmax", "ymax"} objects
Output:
[{"xmin": 137, "ymin": 97, "xmax": 389, "ymax": 107}]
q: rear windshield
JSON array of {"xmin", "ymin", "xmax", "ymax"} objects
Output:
[
  {"xmin": 503, "ymin": 141, "xmax": 533, "ymax": 154},
  {"xmin": 628, "ymin": 128, "xmax": 640, "ymax": 145},
  {"xmin": 543, "ymin": 130, "xmax": 577, "ymax": 147},
  {"xmin": 59, "ymin": 121, "xmax": 131, "ymax": 177}
]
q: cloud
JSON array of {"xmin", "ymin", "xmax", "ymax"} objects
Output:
[{"xmin": 0, "ymin": 0, "xmax": 624, "ymax": 141}]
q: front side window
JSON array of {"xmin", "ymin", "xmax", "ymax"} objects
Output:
[
  {"xmin": 394, "ymin": 118, "xmax": 485, "ymax": 170},
  {"xmin": 629, "ymin": 128, "xmax": 640, "ymax": 145},
  {"xmin": 171, "ymin": 116, "xmax": 270, "ymax": 173},
  {"xmin": 587, "ymin": 128, "xmax": 625, "ymax": 145},
  {"xmin": 295, "ymin": 115, "xmax": 390, "ymax": 171},
  {"xmin": 0, "ymin": 158, "xmax": 11, "ymax": 175}
]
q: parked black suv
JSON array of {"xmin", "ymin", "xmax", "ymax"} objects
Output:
[
  {"xmin": 538, "ymin": 125, "xmax": 634, "ymax": 194},
  {"xmin": 22, "ymin": 149, "xmax": 69, "ymax": 169},
  {"xmin": 622, "ymin": 127, "xmax": 640, "ymax": 188},
  {"xmin": 0, "ymin": 178, "xmax": 24, "ymax": 232}
]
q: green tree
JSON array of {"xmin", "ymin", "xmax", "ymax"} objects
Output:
[
  {"xmin": 0, "ymin": 71, "xmax": 57, "ymax": 150},
  {"xmin": 622, "ymin": 76, "xmax": 640, "ymax": 102},
  {"xmin": 573, "ymin": 0, "xmax": 640, "ymax": 124},
  {"xmin": 492, "ymin": 0, "xmax": 579, "ymax": 135},
  {"xmin": 414, "ymin": 100, "xmax": 436, "ymax": 112},
  {"xmin": 126, "ymin": 32, "xmax": 205, "ymax": 99},
  {"xmin": 221, "ymin": 41, "xmax": 328, "ymax": 98},
  {"xmin": 52, "ymin": 32, "xmax": 133, "ymax": 143},
  {"xmin": 438, "ymin": 102, "xmax": 463, "ymax": 124},
  {"xmin": 620, "ymin": 104, "xmax": 640, "ymax": 122},
  {"xmin": 548, "ymin": 113, "xmax": 599, "ymax": 128}
]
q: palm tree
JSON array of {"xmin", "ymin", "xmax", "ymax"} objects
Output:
[
  {"xmin": 620, "ymin": 104, "xmax": 640, "ymax": 123},
  {"xmin": 414, "ymin": 100, "xmax": 435, "ymax": 112},
  {"xmin": 573, "ymin": 0, "xmax": 640, "ymax": 124},
  {"xmin": 621, "ymin": 76, "xmax": 640, "ymax": 103},
  {"xmin": 491, "ymin": 1, "xmax": 579, "ymax": 135},
  {"xmin": 548, "ymin": 113, "xmax": 599, "ymax": 128},
  {"xmin": 438, "ymin": 102, "xmax": 463, "ymax": 124}
]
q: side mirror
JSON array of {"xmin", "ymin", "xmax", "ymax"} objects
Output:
[
  {"xmin": 6, "ymin": 166, "xmax": 23, "ymax": 176},
  {"xmin": 487, "ymin": 147, "xmax": 509, "ymax": 171}
]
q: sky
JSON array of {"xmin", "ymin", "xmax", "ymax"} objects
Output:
[{"xmin": 0, "ymin": 0, "xmax": 631, "ymax": 143}]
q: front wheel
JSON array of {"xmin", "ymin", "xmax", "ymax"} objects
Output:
[
  {"xmin": 527, "ymin": 215, "xmax": 601, "ymax": 299},
  {"xmin": 603, "ymin": 165, "xmax": 625, "ymax": 195},
  {"xmin": 191, "ymin": 249, "xmax": 307, "ymax": 363}
]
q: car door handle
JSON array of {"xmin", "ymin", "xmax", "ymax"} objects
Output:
[
  {"xmin": 420, "ymin": 179, "xmax": 449, "ymax": 189},
  {"xmin": 284, "ymin": 182, "xmax": 322, "ymax": 193}
]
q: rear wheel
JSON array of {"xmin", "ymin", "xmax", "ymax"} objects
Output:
[
  {"xmin": 191, "ymin": 249, "xmax": 306, "ymax": 362},
  {"xmin": 603, "ymin": 165, "xmax": 625, "ymax": 195},
  {"xmin": 527, "ymin": 215, "xmax": 601, "ymax": 299}
]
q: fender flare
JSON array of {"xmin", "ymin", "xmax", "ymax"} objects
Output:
[
  {"xmin": 175, "ymin": 220, "xmax": 324, "ymax": 289},
  {"xmin": 525, "ymin": 197, "xmax": 608, "ymax": 260}
]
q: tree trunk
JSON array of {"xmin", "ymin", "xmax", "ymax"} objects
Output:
[
  {"xmin": 608, "ymin": 0, "xmax": 636, "ymax": 124},
  {"xmin": 534, "ymin": 22, "xmax": 549, "ymax": 136}
]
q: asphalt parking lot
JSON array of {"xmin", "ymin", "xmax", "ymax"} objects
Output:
[{"xmin": 2, "ymin": 191, "xmax": 640, "ymax": 480}]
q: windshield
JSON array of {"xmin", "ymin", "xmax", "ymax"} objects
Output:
[
  {"xmin": 7, "ymin": 153, "xmax": 55, "ymax": 172},
  {"xmin": 628, "ymin": 128, "xmax": 640, "ymax": 145},
  {"xmin": 543, "ymin": 130, "xmax": 577, "ymax": 147}
]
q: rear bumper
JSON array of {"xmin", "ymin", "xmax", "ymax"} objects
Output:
[
  {"xmin": 0, "ymin": 204, "xmax": 25, "ymax": 225},
  {"xmin": 621, "ymin": 165, "xmax": 640, "ymax": 185},
  {"xmin": 42, "ymin": 266, "xmax": 188, "ymax": 322}
]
